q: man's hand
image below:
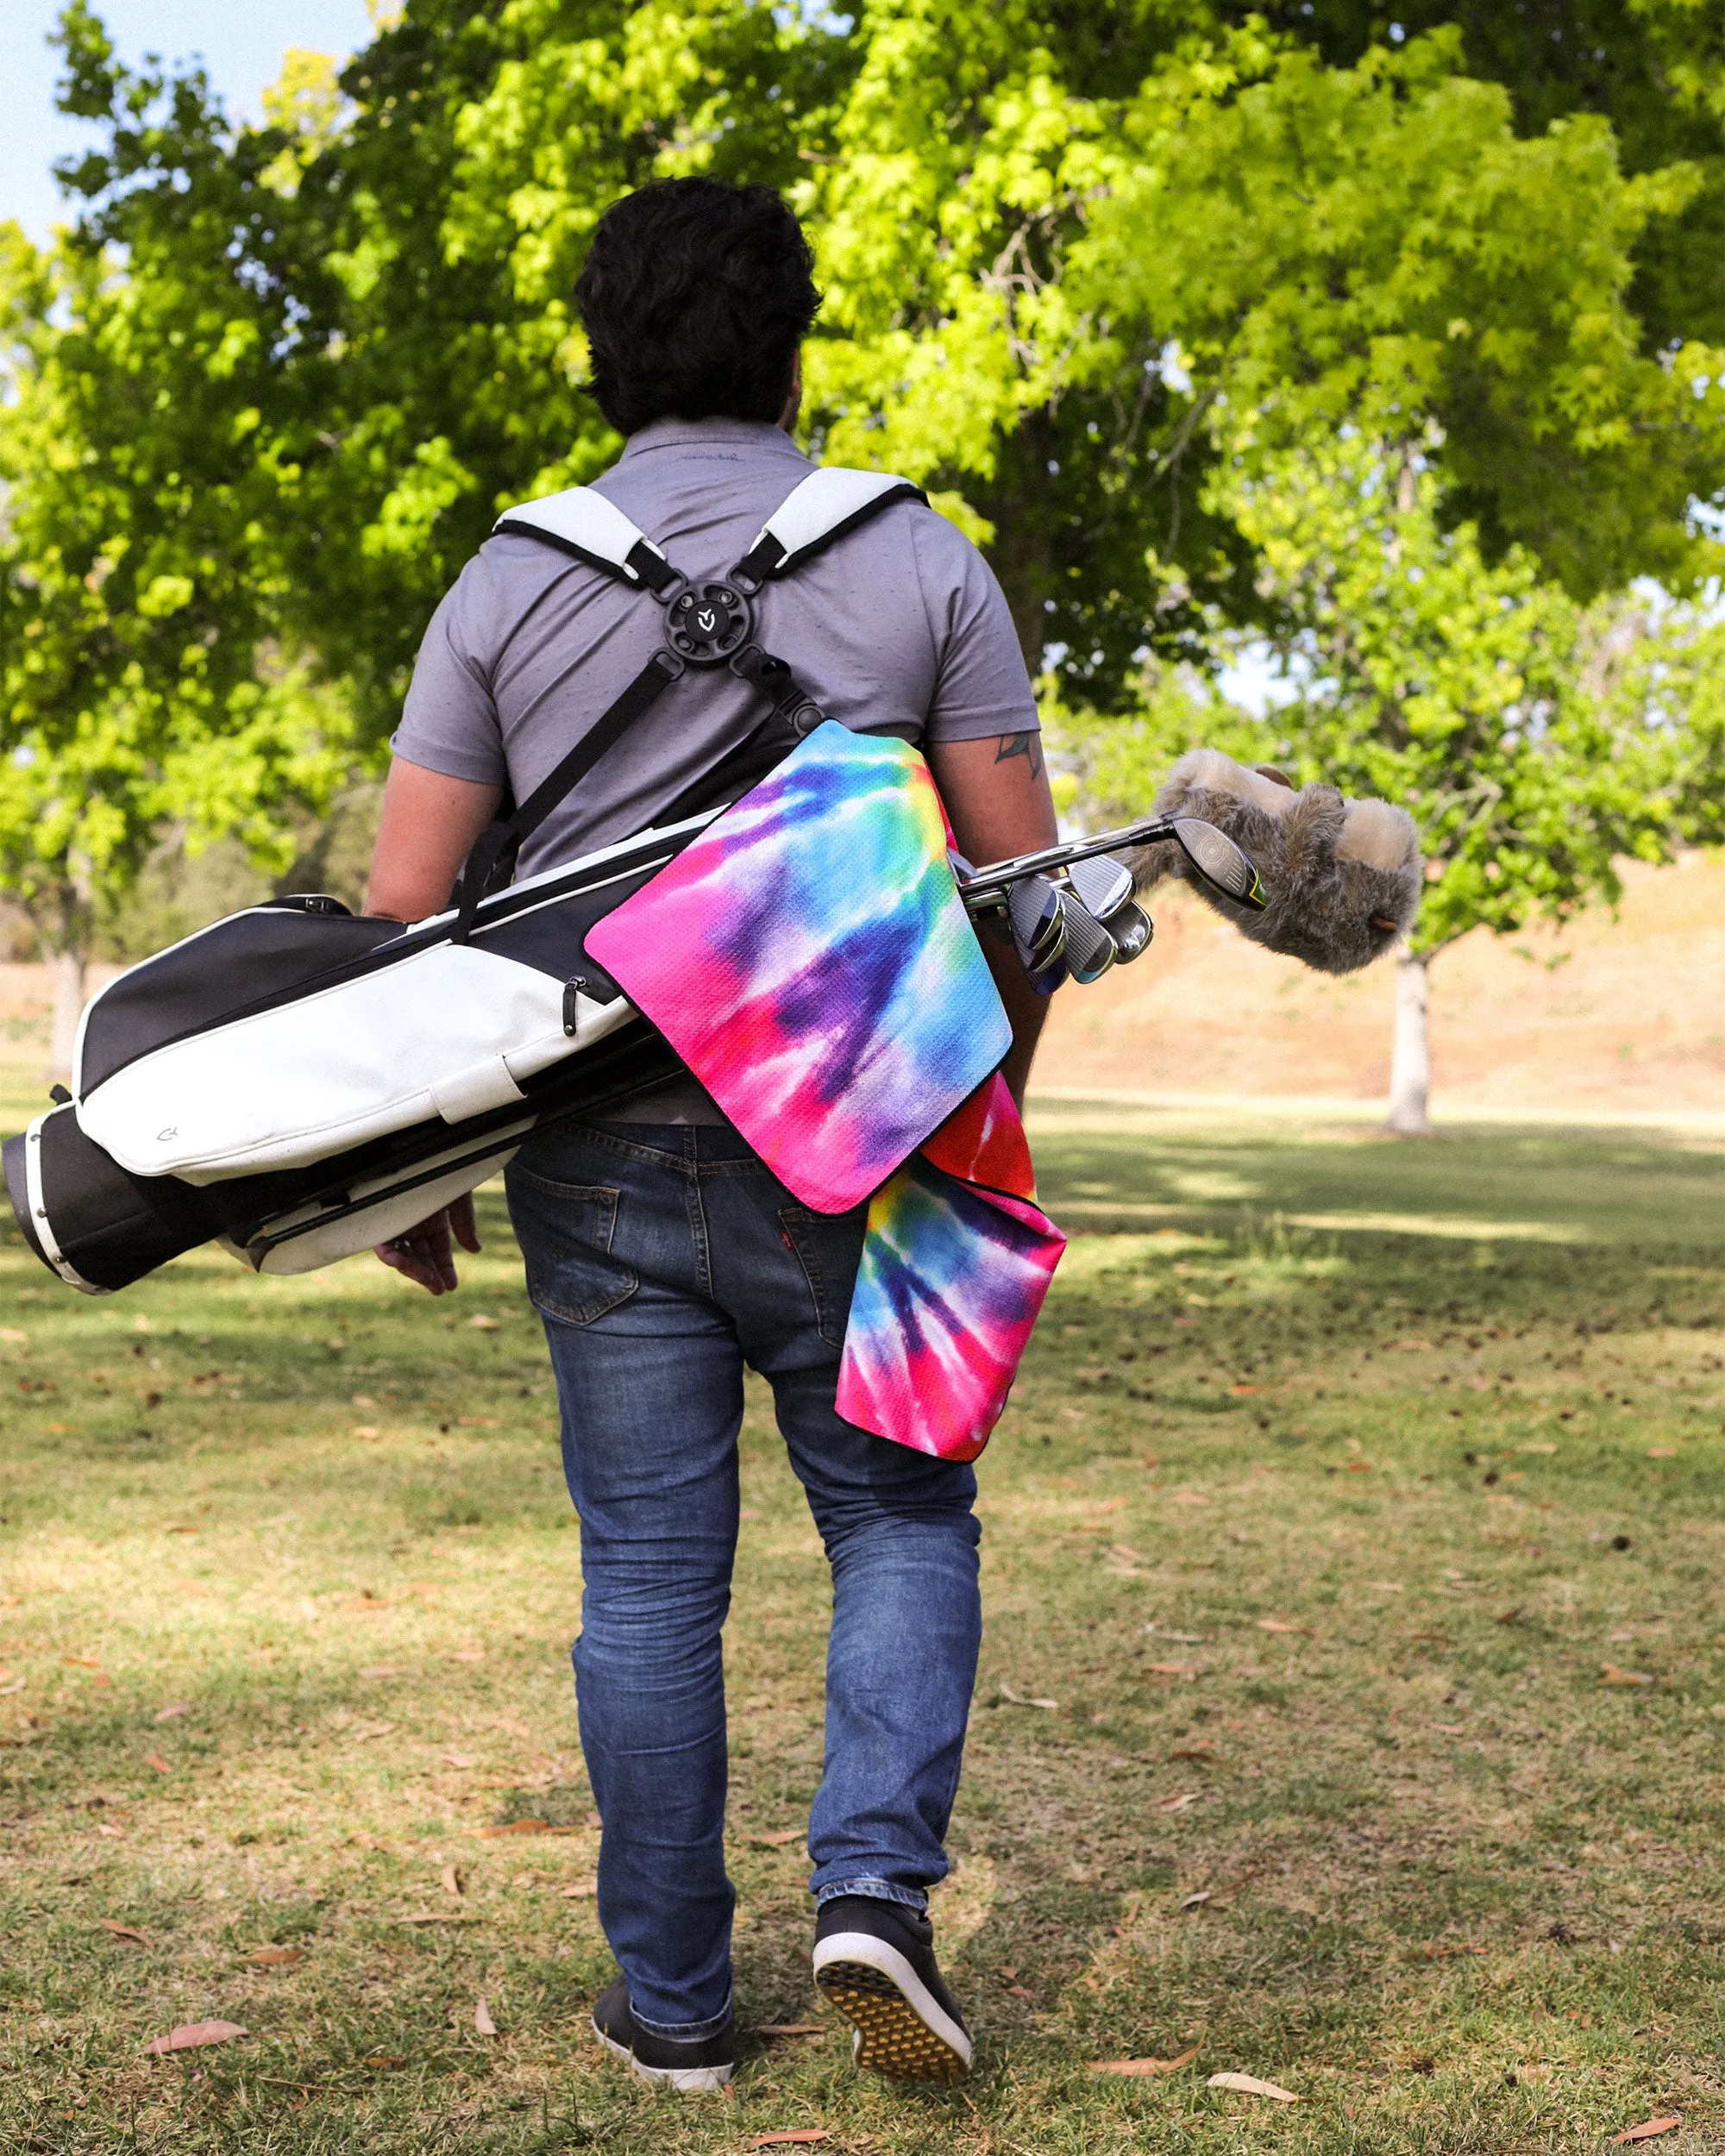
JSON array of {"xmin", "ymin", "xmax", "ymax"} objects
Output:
[{"xmin": 374, "ymin": 1194, "xmax": 481, "ymax": 1294}]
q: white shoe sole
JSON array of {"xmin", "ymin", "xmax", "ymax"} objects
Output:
[
  {"xmin": 812, "ymin": 1928, "xmax": 973, "ymax": 2081},
  {"xmin": 591, "ymin": 2015, "xmax": 734, "ymax": 2093}
]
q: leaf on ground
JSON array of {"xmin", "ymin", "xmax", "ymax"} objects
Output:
[
  {"xmin": 1088, "ymin": 2046, "xmax": 1201, "ymax": 2077},
  {"xmin": 249, "ymin": 1947, "xmax": 303, "ymax": 1966},
  {"xmin": 441, "ymin": 1752, "xmax": 477, "ymax": 1768},
  {"xmin": 353, "ymin": 1720, "xmax": 397, "ymax": 1740},
  {"xmin": 1256, "ymin": 1620, "xmax": 1306, "ymax": 1635},
  {"xmin": 1208, "ymin": 2071, "xmax": 1298, "ymax": 2103},
  {"xmin": 1599, "ymin": 1664, "xmax": 1654, "ymax": 1687},
  {"xmin": 1646, "ymin": 1447, "xmax": 1677, "ymax": 1459},
  {"xmin": 1370, "ymin": 1581, "xmax": 1404, "ymax": 1592},
  {"xmin": 759, "ymin": 2023, "xmax": 824, "ymax": 2037},
  {"xmin": 351, "ymin": 1426, "xmax": 381, "ymax": 1439},
  {"xmin": 1108, "ymin": 1542, "xmax": 1143, "ymax": 1563},
  {"xmin": 441, "ymin": 1865, "xmax": 464, "ymax": 1897},
  {"xmin": 1229, "ymin": 1382, "xmax": 1263, "ymax": 1395},
  {"xmin": 467, "ymin": 1315, "xmax": 502, "ymax": 1331},
  {"xmin": 1170, "ymin": 1490, "xmax": 1209, "ymax": 1506},
  {"xmin": 459, "ymin": 1416, "xmax": 501, "ymax": 1428},
  {"xmin": 359, "ymin": 1664, "xmax": 397, "ymax": 1679},
  {"xmin": 145, "ymin": 2021, "xmax": 248, "ymax": 2054},
  {"xmin": 474, "ymin": 1996, "xmax": 498, "ymax": 2037},
  {"xmin": 1518, "ymin": 1442, "xmax": 1558, "ymax": 1454},
  {"xmin": 1180, "ymin": 1890, "xmax": 1214, "ymax": 1909},
  {"xmin": 1169, "ymin": 1745, "xmax": 1214, "ymax": 1761},
  {"xmin": 999, "ymin": 1683, "xmax": 1058, "ymax": 1709},
  {"xmin": 154, "ymin": 1702, "xmax": 191, "ymax": 1721},
  {"xmin": 1159, "ymin": 1792, "xmax": 1200, "ymax": 1813},
  {"xmin": 560, "ymin": 1878, "xmax": 598, "ymax": 1897},
  {"xmin": 448, "ymin": 1648, "xmax": 486, "ymax": 1664},
  {"xmin": 481, "ymin": 1818, "xmax": 551, "ymax": 1837},
  {"xmin": 1149, "ymin": 1663, "xmax": 1199, "ymax": 1681},
  {"xmin": 1392, "ymin": 1338, "xmax": 1434, "ymax": 1351},
  {"xmin": 98, "ymin": 1920, "xmax": 154, "ymax": 1946},
  {"xmin": 1611, "ymin": 2121, "xmax": 1681, "ymax": 2146},
  {"xmin": 0, "ymin": 1326, "xmax": 28, "ymax": 1344},
  {"xmin": 363, "ymin": 2053, "xmax": 407, "ymax": 2069},
  {"xmin": 143, "ymin": 1752, "xmax": 171, "ymax": 1774},
  {"xmin": 747, "ymin": 2135, "xmax": 831, "ymax": 2148},
  {"xmin": 754, "ymin": 1829, "xmax": 802, "ymax": 1846},
  {"xmin": 63, "ymin": 1655, "xmax": 104, "ymax": 1669},
  {"xmin": 398, "ymin": 1914, "xmax": 481, "ymax": 1925}
]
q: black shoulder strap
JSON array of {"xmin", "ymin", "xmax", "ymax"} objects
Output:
[{"xmin": 448, "ymin": 650, "xmax": 685, "ymax": 943}]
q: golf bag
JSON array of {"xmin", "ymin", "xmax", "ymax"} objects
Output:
[{"xmin": 5, "ymin": 466, "xmax": 930, "ymax": 1294}]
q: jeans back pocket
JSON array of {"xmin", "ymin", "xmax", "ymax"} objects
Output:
[{"xmin": 507, "ymin": 1170, "xmax": 638, "ymax": 1327}]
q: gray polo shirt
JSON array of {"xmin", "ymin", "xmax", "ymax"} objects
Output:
[{"xmin": 392, "ymin": 414, "xmax": 1038, "ymax": 1119}]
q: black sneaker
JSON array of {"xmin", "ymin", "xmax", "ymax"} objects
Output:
[
  {"xmin": 812, "ymin": 1895, "xmax": 972, "ymax": 2082},
  {"xmin": 590, "ymin": 1975, "xmax": 734, "ymax": 2092}
]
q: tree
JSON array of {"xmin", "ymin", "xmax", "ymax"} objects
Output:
[
  {"xmin": 1063, "ymin": 429, "xmax": 1685, "ymax": 1131},
  {"xmin": 0, "ymin": 212, "xmax": 355, "ymax": 1069}
]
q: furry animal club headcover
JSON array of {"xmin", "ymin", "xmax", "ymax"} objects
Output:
[{"xmin": 1125, "ymin": 749, "xmax": 1421, "ymax": 976}]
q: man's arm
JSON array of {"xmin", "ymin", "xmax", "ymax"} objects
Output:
[
  {"xmin": 363, "ymin": 758, "xmax": 503, "ymax": 1293},
  {"xmin": 925, "ymin": 729, "xmax": 1059, "ymax": 1109},
  {"xmin": 366, "ymin": 757, "xmax": 502, "ymax": 925}
]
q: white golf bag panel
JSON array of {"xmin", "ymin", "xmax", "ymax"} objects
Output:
[
  {"xmin": 77, "ymin": 945, "xmax": 630, "ymax": 1182},
  {"xmin": 233, "ymin": 1124, "xmax": 535, "ymax": 1275},
  {"xmin": 68, "ymin": 809, "xmax": 712, "ymax": 1183}
]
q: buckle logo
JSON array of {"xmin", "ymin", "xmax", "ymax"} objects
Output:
[{"xmin": 696, "ymin": 607, "xmax": 717, "ymax": 633}]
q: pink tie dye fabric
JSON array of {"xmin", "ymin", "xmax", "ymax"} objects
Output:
[
  {"xmin": 836, "ymin": 1075, "xmax": 1066, "ymax": 1461},
  {"xmin": 585, "ymin": 723, "xmax": 1012, "ymax": 1215}
]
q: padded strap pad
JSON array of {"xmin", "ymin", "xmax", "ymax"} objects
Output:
[
  {"xmin": 493, "ymin": 486, "xmax": 674, "ymax": 589},
  {"xmin": 737, "ymin": 468, "xmax": 925, "ymax": 583}
]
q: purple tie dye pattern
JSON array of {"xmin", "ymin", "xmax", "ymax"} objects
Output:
[
  {"xmin": 585, "ymin": 723, "xmax": 1012, "ymax": 1215},
  {"xmin": 836, "ymin": 1076, "xmax": 1066, "ymax": 1460}
]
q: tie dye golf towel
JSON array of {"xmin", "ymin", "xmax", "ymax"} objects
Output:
[
  {"xmin": 586, "ymin": 722, "xmax": 1012, "ymax": 1213},
  {"xmin": 837, "ymin": 1074, "xmax": 1066, "ymax": 1460},
  {"xmin": 586, "ymin": 724, "xmax": 1061, "ymax": 1457}
]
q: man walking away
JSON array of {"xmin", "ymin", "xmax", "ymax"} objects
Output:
[{"xmin": 364, "ymin": 178, "xmax": 1056, "ymax": 2091}]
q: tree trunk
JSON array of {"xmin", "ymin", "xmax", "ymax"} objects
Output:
[
  {"xmin": 1385, "ymin": 944, "xmax": 1433, "ymax": 1137},
  {"xmin": 978, "ymin": 407, "xmax": 1057, "ymax": 675},
  {"xmin": 49, "ymin": 945, "xmax": 87, "ymax": 1081}
]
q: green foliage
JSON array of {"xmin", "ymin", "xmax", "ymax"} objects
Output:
[
  {"xmin": 1064, "ymin": 431, "xmax": 1690, "ymax": 954},
  {"xmin": 4, "ymin": 0, "xmax": 1724, "ymax": 959}
]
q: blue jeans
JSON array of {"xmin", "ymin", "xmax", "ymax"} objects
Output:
[{"xmin": 505, "ymin": 1119, "xmax": 983, "ymax": 2039}]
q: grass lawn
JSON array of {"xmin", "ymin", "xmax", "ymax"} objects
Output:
[{"xmin": 0, "ymin": 1086, "xmax": 1722, "ymax": 2153}]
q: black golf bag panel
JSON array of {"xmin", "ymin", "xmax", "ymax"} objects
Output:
[{"xmin": 7, "ymin": 463, "xmax": 927, "ymax": 1294}]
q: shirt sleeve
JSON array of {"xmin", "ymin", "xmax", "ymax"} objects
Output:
[
  {"xmin": 389, "ymin": 555, "xmax": 511, "ymax": 787},
  {"xmin": 908, "ymin": 507, "xmax": 1040, "ymax": 744}
]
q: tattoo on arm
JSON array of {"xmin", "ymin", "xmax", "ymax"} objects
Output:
[{"xmin": 993, "ymin": 730, "xmax": 1044, "ymax": 781}]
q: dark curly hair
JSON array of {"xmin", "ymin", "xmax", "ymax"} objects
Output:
[{"xmin": 574, "ymin": 179, "xmax": 822, "ymax": 436}]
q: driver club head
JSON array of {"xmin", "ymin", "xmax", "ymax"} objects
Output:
[{"xmin": 1173, "ymin": 818, "xmax": 1267, "ymax": 910}]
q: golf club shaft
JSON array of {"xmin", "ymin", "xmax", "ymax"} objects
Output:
[{"xmin": 957, "ymin": 818, "xmax": 1179, "ymax": 912}]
